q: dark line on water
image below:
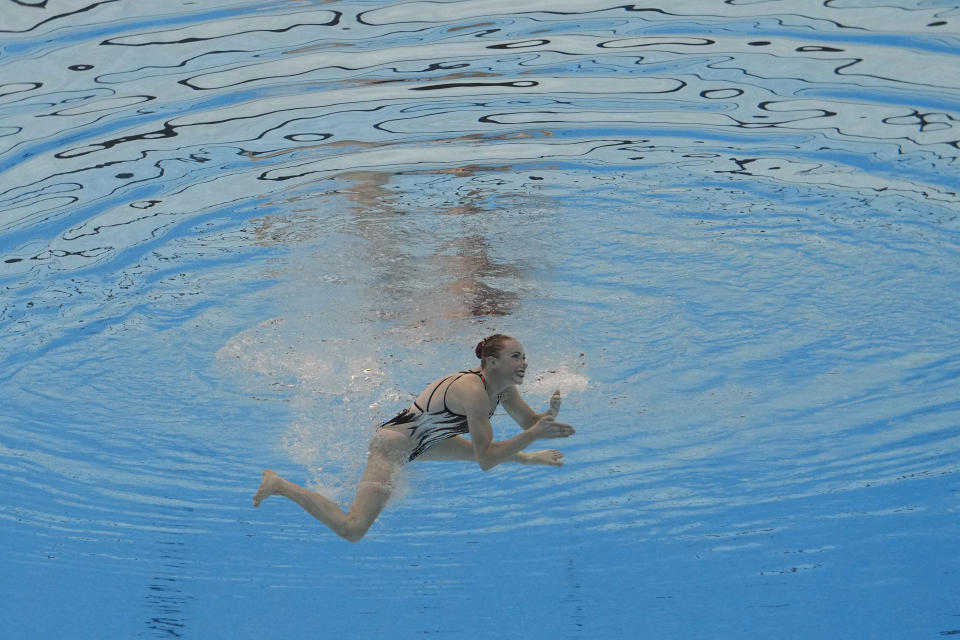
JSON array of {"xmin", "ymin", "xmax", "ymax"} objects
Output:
[
  {"xmin": 0, "ymin": 0, "xmax": 121, "ymax": 34},
  {"xmin": 409, "ymin": 80, "xmax": 539, "ymax": 91},
  {"xmin": 99, "ymin": 12, "xmax": 341, "ymax": 46}
]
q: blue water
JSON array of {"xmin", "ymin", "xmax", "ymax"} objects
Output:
[{"xmin": 2, "ymin": 1, "xmax": 959, "ymax": 638}]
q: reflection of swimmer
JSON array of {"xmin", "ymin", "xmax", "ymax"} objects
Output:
[{"xmin": 253, "ymin": 334, "xmax": 575, "ymax": 542}]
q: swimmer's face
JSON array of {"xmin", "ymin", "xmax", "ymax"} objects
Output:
[{"xmin": 494, "ymin": 339, "xmax": 527, "ymax": 384}]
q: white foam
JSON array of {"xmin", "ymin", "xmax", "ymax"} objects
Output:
[
  {"xmin": 217, "ymin": 316, "xmax": 397, "ymax": 500},
  {"xmin": 522, "ymin": 365, "xmax": 590, "ymax": 396}
]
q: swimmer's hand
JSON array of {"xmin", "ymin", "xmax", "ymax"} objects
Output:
[
  {"xmin": 530, "ymin": 414, "xmax": 575, "ymax": 440},
  {"xmin": 547, "ymin": 390, "xmax": 561, "ymax": 418}
]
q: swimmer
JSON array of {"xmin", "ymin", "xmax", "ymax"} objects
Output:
[{"xmin": 252, "ymin": 334, "xmax": 576, "ymax": 542}]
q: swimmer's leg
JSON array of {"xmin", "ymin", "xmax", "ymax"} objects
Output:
[
  {"xmin": 417, "ymin": 436, "xmax": 564, "ymax": 466},
  {"xmin": 253, "ymin": 430, "xmax": 408, "ymax": 542},
  {"xmin": 415, "ymin": 435, "xmax": 477, "ymax": 461}
]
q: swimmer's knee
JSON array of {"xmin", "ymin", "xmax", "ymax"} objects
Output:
[
  {"xmin": 339, "ymin": 516, "xmax": 371, "ymax": 543},
  {"xmin": 357, "ymin": 479, "xmax": 393, "ymax": 493},
  {"xmin": 341, "ymin": 530, "xmax": 365, "ymax": 543}
]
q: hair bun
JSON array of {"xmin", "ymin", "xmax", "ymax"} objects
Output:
[{"xmin": 474, "ymin": 334, "xmax": 512, "ymax": 361}]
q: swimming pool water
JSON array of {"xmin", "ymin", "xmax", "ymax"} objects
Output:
[{"xmin": 2, "ymin": 1, "xmax": 959, "ymax": 638}]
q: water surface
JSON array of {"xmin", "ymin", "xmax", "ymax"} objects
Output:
[{"xmin": 2, "ymin": 1, "xmax": 959, "ymax": 638}]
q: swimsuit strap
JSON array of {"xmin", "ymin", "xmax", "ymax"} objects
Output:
[
  {"xmin": 425, "ymin": 373, "xmax": 457, "ymax": 412},
  {"xmin": 463, "ymin": 370, "xmax": 486, "ymax": 384},
  {"xmin": 442, "ymin": 371, "xmax": 479, "ymax": 411}
]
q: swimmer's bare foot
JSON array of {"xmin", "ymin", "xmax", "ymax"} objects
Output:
[
  {"xmin": 520, "ymin": 450, "xmax": 564, "ymax": 467},
  {"xmin": 253, "ymin": 469, "xmax": 282, "ymax": 507}
]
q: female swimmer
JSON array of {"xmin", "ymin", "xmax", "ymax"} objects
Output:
[{"xmin": 252, "ymin": 334, "xmax": 575, "ymax": 541}]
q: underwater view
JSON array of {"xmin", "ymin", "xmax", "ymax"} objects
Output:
[{"xmin": 2, "ymin": 0, "xmax": 959, "ymax": 637}]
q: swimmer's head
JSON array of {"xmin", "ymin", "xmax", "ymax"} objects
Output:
[
  {"xmin": 476, "ymin": 334, "xmax": 526, "ymax": 385},
  {"xmin": 475, "ymin": 334, "xmax": 514, "ymax": 360}
]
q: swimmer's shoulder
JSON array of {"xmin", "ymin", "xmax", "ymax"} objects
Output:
[
  {"xmin": 415, "ymin": 370, "xmax": 480, "ymax": 405},
  {"xmin": 445, "ymin": 369, "xmax": 489, "ymax": 414}
]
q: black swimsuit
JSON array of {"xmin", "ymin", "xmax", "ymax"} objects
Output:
[{"xmin": 379, "ymin": 371, "xmax": 501, "ymax": 462}]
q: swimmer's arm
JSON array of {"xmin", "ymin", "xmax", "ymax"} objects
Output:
[
  {"xmin": 466, "ymin": 400, "xmax": 573, "ymax": 471},
  {"xmin": 455, "ymin": 378, "xmax": 573, "ymax": 471},
  {"xmin": 466, "ymin": 408, "xmax": 538, "ymax": 471},
  {"xmin": 502, "ymin": 387, "xmax": 562, "ymax": 430}
]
